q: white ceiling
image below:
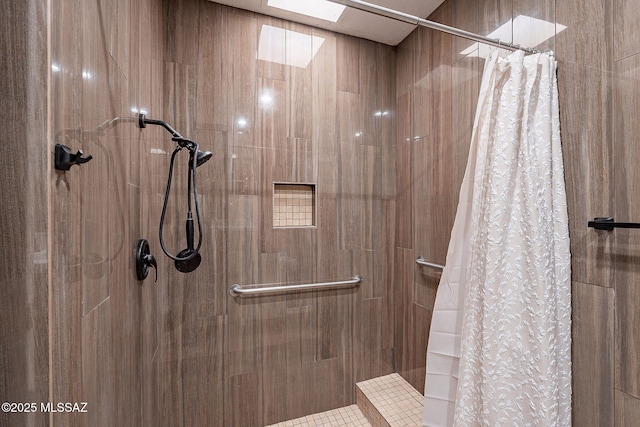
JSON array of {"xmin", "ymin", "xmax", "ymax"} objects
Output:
[{"xmin": 208, "ymin": 0, "xmax": 445, "ymax": 46}]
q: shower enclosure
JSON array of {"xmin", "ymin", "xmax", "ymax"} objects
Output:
[{"xmin": 4, "ymin": 0, "xmax": 635, "ymax": 425}]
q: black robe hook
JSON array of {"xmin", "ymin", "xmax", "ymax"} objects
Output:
[{"xmin": 54, "ymin": 143, "xmax": 93, "ymax": 170}]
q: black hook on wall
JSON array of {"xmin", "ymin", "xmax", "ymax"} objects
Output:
[{"xmin": 54, "ymin": 143, "xmax": 93, "ymax": 170}]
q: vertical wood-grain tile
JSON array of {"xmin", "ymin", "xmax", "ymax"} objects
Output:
[
  {"xmin": 182, "ymin": 316, "xmax": 225, "ymax": 427},
  {"xmin": 285, "ymin": 364, "xmax": 318, "ymax": 421},
  {"xmin": 613, "ymin": 0, "xmax": 640, "ymax": 61},
  {"xmin": 412, "ymin": 136, "xmax": 429, "ymax": 262},
  {"xmin": 451, "ymin": 0, "xmax": 479, "ymax": 61},
  {"xmin": 614, "ymin": 230, "xmax": 640, "ymax": 398},
  {"xmin": 109, "ymin": 0, "xmax": 130, "ymax": 77},
  {"xmin": 381, "ymin": 199, "xmax": 397, "ymax": 352},
  {"xmin": 286, "ymin": 22, "xmax": 313, "ymax": 140},
  {"xmin": 426, "ymin": 30, "xmax": 453, "ymax": 197},
  {"xmin": 613, "ymin": 52, "xmax": 640, "ymax": 399},
  {"xmin": 313, "ymin": 29, "xmax": 338, "ymax": 199},
  {"xmin": 394, "ymin": 247, "xmax": 413, "ymax": 379},
  {"xmin": 80, "ymin": 0, "xmax": 114, "ymax": 317},
  {"xmin": 231, "ymin": 145, "xmax": 259, "ymax": 196},
  {"xmin": 0, "ymin": 3, "xmax": 49, "ymax": 422},
  {"xmin": 354, "ymin": 298, "xmax": 386, "ymax": 382},
  {"xmin": 316, "ymin": 197, "xmax": 341, "ymax": 360},
  {"xmin": 572, "ymin": 281, "xmax": 615, "ymax": 426},
  {"xmin": 396, "ymin": 93, "xmax": 412, "ymax": 250},
  {"xmin": 82, "ymin": 300, "xmax": 115, "ymax": 426},
  {"xmin": 287, "ymin": 138, "xmax": 316, "ymax": 183},
  {"xmin": 359, "ymin": 39, "xmax": 381, "ymax": 147},
  {"xmin": 479, "ymin": 0, "xmax": 512, "ymax": 42},
  {"xmin": 163, "ymin": 61, "xmax": 197, "ymax": 139},
  {"xmin": 163, "ymin": 0, "xmax": 200, "ymax": 65},
  {"xmin": 378, "ymin": 44, "xmax": 397, "ymax": 200},
  {"xmin": 196, "ymin": 2, "xmax": 229, "ymax": 131},
  {"xmin": 228, "ymin": 372, "xmax": 260, "ymax": 427},
  {"xmin": 362, "ymin": 145, "xmax": 382, "ymax": 251},
  {"xmin": 451, "ymin": 53, "xmax": 480, "ymax": 201},
  {"xmin": 260, "ymin": 291, "xmax": 287, "ymax": 425},
  {"xmin": 615, "ymin": 391, "xmax": 640, "ymax": 427},
  {"xmin": 336, "ymin": 35, "xmax": 360, "ymax": 94},
  {"xmin": 557, "ymin": 61, "xmax": 614, "ymax": 287},
  {"xmin": 227, "ymin": 195, "xmax": 260, "ymax": 377},
  {"xmin": 396, "ymin": 31, "xmax": 415, "ymax": 99},
  {"xmin": 612, "ymin": 55, "xmax": 640, "ymax": 397},
  {"xmin": 407, "ymin": 303, "xmax": 431, "ymax": 392},
  {"xmin": 316, "ymin": 289, "xmax": 339, "ymax": 361},
  {"xmin": 49, "ymin": 0, "xmax": 93, "ymax": 424},
  {"xmin": 556, "ymin": 0, "xmax": 612, "ymax": 70},
  {"xmin": 283, "ymin": 228, "xmax": 317, "ymax": 308},
  {"xmin": 412, "ymin": 27, "xmax": 431, "ymax": 141},
  {"xmin": 257, "ymin": 77, "xmax": 287, "ymax": 150},
  {"xmin": 194, "ymin": 129, "xmax": 228, "ymax": 317},
  {"xmin": 314, "ymin": 358, "xmax": 348, "ymax": 412},
  {"xmin": 229, "ymin": 6, "xmax": 258, "ymax": 146},
  {"xmin": 286, "ymin": 305, "xmax": 316, "ymax": 367},
  {"xmin": 337, "ymin": 90, "xmax": 363, "ymax": 251},
  {"xmin": 378, "ymin": 43, "xmax": 396, "ymax": 122}
]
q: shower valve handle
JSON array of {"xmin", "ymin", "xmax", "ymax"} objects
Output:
[{"xmin": 135, "ymin": 239, "xmax": 157, "ymax": 282}]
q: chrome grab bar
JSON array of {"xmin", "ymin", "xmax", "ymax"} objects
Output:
[
  {"xmin": 229, "ymin": 275, "xmax": 363, "ymax": 297},
  {"xmin": 416, "ymin": 256, "xmax": 445, "ymax": 271}
]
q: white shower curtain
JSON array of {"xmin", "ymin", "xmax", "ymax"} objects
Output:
[{"xmin": 422, "ymin": 49, "xmax": 571, "ymax": 427}]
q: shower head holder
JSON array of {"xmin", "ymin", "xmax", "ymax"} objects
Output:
[{"xmin": 137, "ymin": 114, "xmax": 199, "ymax": 151}]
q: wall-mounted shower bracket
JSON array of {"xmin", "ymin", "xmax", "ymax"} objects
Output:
[
  {"xmin": 137, "ymin": 114, "xmax": 197, "ymax": 150},
  {"xmin": 54, "ymin": 143, "xmax": 93, "ymax": 170}
]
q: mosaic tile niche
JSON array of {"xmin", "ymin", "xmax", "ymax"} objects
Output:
[{"xmin": 273, "ymin": 183, "xmax": 315, "ymax": 227}]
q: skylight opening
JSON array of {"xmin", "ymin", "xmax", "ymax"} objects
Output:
[
  {"xmin": 459, "ymin": 15, "xmax": 567, "ymax": 57},
  {"xmin": 267, "ymin": 0, "xmax": 346, "ymax": 23},
  {"xmin": 257, "ymin": 25, "xmax": 325, "ymax": 69}
]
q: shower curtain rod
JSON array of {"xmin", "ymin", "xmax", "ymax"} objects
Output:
[{"xmin": 329, "ymin": 0, "xmax": 540, "ymax": 54}]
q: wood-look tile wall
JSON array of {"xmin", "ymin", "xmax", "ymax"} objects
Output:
[
  {"xmin": 1, "ymin": 0, "xmax": 392, "ymax": 423},
  {"xmin": 158, "ymin": 3, "xmax": 396, "ymax": 425},
  {"xmin": 396, "ymin": 0, "xmax": 640, "ymax": 423},
  {"xmin": 46, "ymin": 0, "xmax": 165, "ymax": 425},
  {"xmin": 0, "ymin": 0, "xmax": 49, "ymax": 426}
]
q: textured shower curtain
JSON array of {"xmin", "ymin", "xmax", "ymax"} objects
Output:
[{"xmin": 422, "ymin": 50, "xmax": 571, "ymax": 426}]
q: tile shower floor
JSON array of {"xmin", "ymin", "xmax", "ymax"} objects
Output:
[
  {"xmin": 266, "ymin": 373, "xmax": 423, "ymax": 426},
  {"xmin": 266, "ymin": 405, "xmax": 372, "ymax": 426}
]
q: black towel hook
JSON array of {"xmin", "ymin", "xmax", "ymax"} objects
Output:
[{"xmin": 54, "ymin": 143, "xmax": 93, "ymax": 170}]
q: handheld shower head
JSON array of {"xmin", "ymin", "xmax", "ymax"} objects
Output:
[
  {"xmin": 191, "ymin": 150, "xmax": 213, "ymax": 168},
  {"xmin": 138, "ymin": 114, "xmax": 212, "ymax": 274}
]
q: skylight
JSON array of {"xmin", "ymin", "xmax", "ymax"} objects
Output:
[
  {"xmin": 460, "ymin": 15, "xmax": 567, "ymax": 57},
  {"xmin": 267, "ymin": 0, "xmax": 346, "ymax": 23},
  {"xmin": 257, "ymin": 25, "xmax": 325, "ymax": 69}
]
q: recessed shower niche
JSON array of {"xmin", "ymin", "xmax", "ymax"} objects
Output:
[{"xmin": 273, "ymin": 183, "xmax": 316, "ymax": 228}]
